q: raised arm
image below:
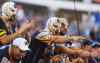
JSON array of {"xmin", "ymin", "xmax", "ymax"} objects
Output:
[{"xmin": 0, "ymin": 21, "xmax": 35, "ymax": 45}]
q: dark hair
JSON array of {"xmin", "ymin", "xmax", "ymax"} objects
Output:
[
  {"xmin": 81, "ymin": 39, "xmax": 92, "ymax": 46},
  {"xmin": 92, "ymin": 43, "xmax": 100, "ymax": 48},
  {"xmin": 89, "ymin": 29, "xmax": 96, "ymax": 40}
]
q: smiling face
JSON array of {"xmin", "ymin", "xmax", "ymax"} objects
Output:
[
  {"xmin": 47, "ymin": 17, "xmax": 68, "ymax": 35},
  {"xmin": 55, "ymin": 18, "xmax": 69, "ymax": 35},
  {"xmin": 10, "ymin": 46, "xmax": 26, "ymax": 61},
  {"xmin": 60, "ymin": 21, "xmax": 69, "ymax": 34}
]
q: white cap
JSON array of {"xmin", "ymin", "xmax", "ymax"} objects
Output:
[
  {"xmin": 71, "ymin": 42, "xmax": 81, "ymax": 48},
  {"xmin": 12, "ymin": 37, "xmax": 30, "ymax": 51}
]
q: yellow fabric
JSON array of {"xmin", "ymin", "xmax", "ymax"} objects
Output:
[{"xmin": 0, "ymin": 29, "xmax": 6, "ymax": 36}]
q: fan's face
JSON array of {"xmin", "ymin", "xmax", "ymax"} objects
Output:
[
  {"xmin": 10, "ymin": 47, "xmax": 26, "ymax": 60},
  {"xmin": 7, "ymin": 7, "xmax": 17, "ymax": 22},
  {"xmin": 8, "ymin": 12, "xmax": 16, "ymax": 22},
  {"xmin": 60, "ymin": 22, "xmax": 69, "ymax": 33}
]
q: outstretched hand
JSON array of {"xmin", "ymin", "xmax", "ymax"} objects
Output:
[
  {"xmin": 18, "ymin": 20, "xmax": 36, "ymax": 35},
  {"xmin": 67, "ymin": 36, "xmax": 87, "ymax": 41}
]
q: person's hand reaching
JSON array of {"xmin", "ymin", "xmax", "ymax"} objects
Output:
[{"xmin": 18, "ymin": 21, "xmax": 35, "ymax": 35}]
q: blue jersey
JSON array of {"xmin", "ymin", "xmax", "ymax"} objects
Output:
[{"xmin": 0, "ymin": 46, "xmax": 10, "ymax": 63}]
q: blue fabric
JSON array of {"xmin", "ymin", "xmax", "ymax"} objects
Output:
[
  {"xmin": 68, "ymin": 23, "xmax": 78, "ymax": 35},
  {"xmin": 0, "ymin": 46, "xmax": 9, "ymax": 62},
  {"xmin": 94, "ymin": 12, "xmax": 100, "ymax": 23},
  {"xmin": 88, "ymin": 58, "xmax": 97, "ymax": 63},
  {"xmin": 92, "ymin": 12, "xmax": 100, "ymax": 27}
]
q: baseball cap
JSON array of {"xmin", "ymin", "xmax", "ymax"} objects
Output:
[{"xmin": 12, "ymin": 37, "xmax": 30, "ymax": 51}]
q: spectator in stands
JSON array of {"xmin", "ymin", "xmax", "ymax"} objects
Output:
[
  {"xmin": 30, "ymin": 17, "xmax": 86, "ymax": 63},
  {"xmin": 0, "ymin": 2, "xmax": 35, "ymax": 45},
  {"xmin": 0, "ymin": 37, "xmax": 30, "ymax": 63}
]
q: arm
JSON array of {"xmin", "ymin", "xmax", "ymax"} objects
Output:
[
  {"xmin": 61, "ymin": 47, "xmax": 83, "ymax": 54},
  {"xmin": 37, "ymin": 35, "xmax": 85, "ymax": 44},
  {"xmin": 0, "ymin": 32, "xmax": 20, "ymax": 44},
  {"xmin": 36, "ymin": 35, "xmax": 65, "ymax": 44},
  {"xmin": 0, "ymin": 21, "xmax": 35, "ymax": 45},
  {"xmin": 60, "ymin": 47, "xmax": 90, "ymax": 57}
]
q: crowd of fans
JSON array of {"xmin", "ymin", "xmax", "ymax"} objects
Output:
[{"xmin": 0, "ymin": 1, "xmax": 100, "ymax": 63}]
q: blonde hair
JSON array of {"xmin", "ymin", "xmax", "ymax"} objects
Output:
[
  {"xmin": 45, "ymin": 17, "xmax": 68, "ymax": 34},
  {"xmin": 1, "ymin": 2, "xmax": 16, "ymax": 17}
]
